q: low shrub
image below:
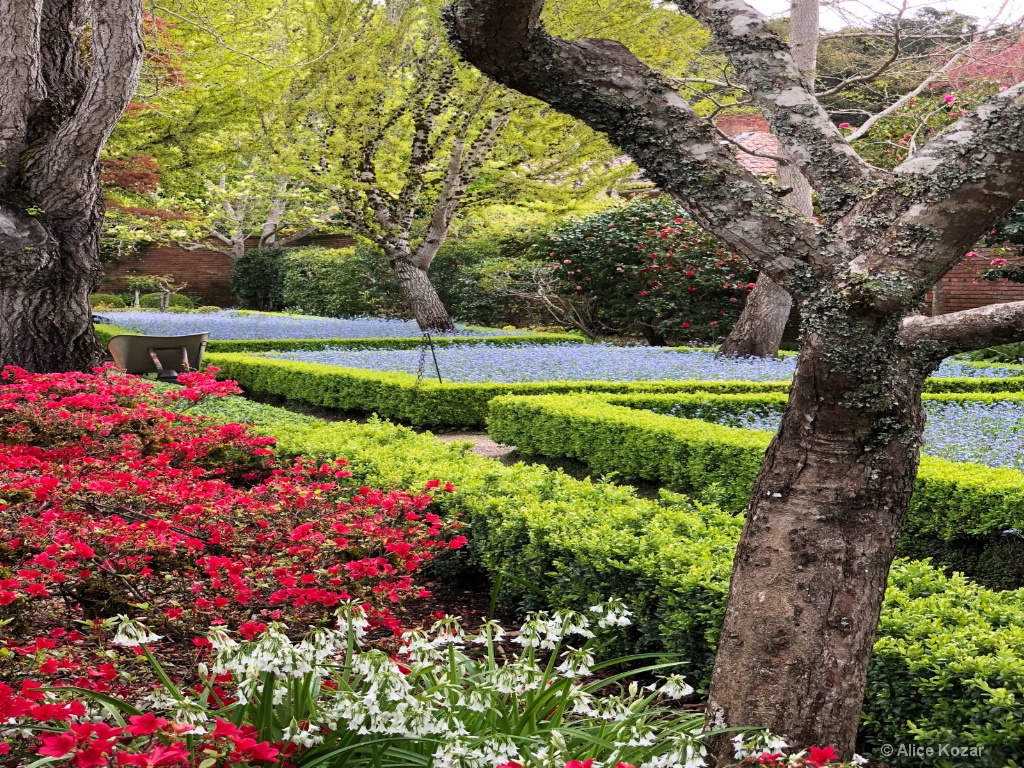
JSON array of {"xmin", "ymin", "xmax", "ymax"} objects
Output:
[
  {"xmin": 185, "ymin": 395, "xmax": 1024, "ymax": 767},
  {"xmin": 196, "ymin": 304, "xmax": 222, "ymax": 312},
  {"xmin": 203, "ymin": 352, "xmax": 793, "ymax": 428},
  {"xmin": 139, "ymin": 292, "xmax": 195, "ymax": 310},
  {"xmin": 89, "ymin": 293, "xmax": 126, "ymax": 308},
  {"xmin": 487, "ymin": 393, "xmax": 1024, "ymax": 588}
]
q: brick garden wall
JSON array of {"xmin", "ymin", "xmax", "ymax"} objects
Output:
[
  {"xmin": 100, "ymin": 234, "xmax": 356, "ymax": 307},
  {"xmin": 926, "ymin": 247, "xmax": 1024, "ymax": 315}
]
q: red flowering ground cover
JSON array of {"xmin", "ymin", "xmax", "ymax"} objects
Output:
[{"xmin": 0, "ymin": 366, "xmax": 463, "ymax": 766}]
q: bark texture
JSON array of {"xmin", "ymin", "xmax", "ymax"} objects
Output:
[
  {"xmin": 0, "ymin": 0, "xmax": 143, "ymax": 372},
  {"xmin": 705, "ymin": 323, "xmax": 928, "ymax": 755},
  {"xmin": 717, "ymin": 273, "xmax": 792, "ymax": 357},
  {"xmin": 388, "ymin": 247, "xmax": 457, "ymax": 332},
  {"xmin": 446, "ymin": 0, "xmax": 1024, "ymax": 762}
]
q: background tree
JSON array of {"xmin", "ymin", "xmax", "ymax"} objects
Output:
[
  {"xmin": 0, "ymin": 0, "xmax": 144, "ymax": 371},
  {"xmin": 448, "ymin": 0, "xmax": 1024, "ymax": 763}
]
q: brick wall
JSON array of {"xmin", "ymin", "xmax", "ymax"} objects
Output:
[
  {"xmin": 100, "ymin": 234, "xmax": 356, "ymax": 307},
  {"xmin": 926, "ymin": 247, "xmax": 1024, "ymax": 315}
]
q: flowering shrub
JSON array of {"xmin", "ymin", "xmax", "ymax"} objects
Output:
[
  {"xmin": 530, "ymin": 198, "xmax": 756, "ymax": 344},
  {"xmin": 0, "ymin": 366, "xmax": 462, "ymax": 763}
]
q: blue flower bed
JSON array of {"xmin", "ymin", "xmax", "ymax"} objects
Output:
[
  {"xmin": 702, "ymin": 400, "xmax": 1024, "ymax": 471},
  {"xmin": 262, "ymin": 343, "xmax": 1024, "ymax": 383},
  {"xmin": 103, "ymin": 310, "xmax": 511, "ymax": 340}
]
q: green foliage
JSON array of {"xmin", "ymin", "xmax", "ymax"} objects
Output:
[
  {"xmin": 964, "ymin": 343, "xmax": 1024, "ymax": 363},
  {"xmin": 184, "ymin": 394, "xmax": 1024, "ymax": 766},
  {"xmin": 281, "ymin": 245, "xmax": 405, "ymax": 318},
  {"xmin": 232, "ymin": 246, "xmax": 288, "ymax": 310},
  {"xmin": 864, "ymin": 560, "xmax": 1024, "ymax": 765},
  {"xmin": 202, "ymin": 352, "xmax": 791, "ymax": 429},
  {"xmin": 139, "ymin": 293, "xmax": 195, "ymax": 310},
  {"xmin": 529, "ymin": 198, "xmax": 757, "ymax": 344},
  {"xmin": 89, "ymin": 293, "xmax": 127, "ymax": 309},
  {"xmin": 486, "ymin": 392, "xmax": 1024, "ymax": 588}
]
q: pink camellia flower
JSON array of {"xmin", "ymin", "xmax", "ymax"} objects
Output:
[
  {"xmin": 838, "ymin": 122, "xmax": 850, "ymax": 129},
  {"xmin": 944, "ymin": 94, "xmax": 956, "ymax": 104},
  {"xmin": 992, "ymin": 258, "xmax": 1009, "ymax": 266},
  {"xmin": 964, "ymin": 251, "xmax": 979, "ymax": 259}
]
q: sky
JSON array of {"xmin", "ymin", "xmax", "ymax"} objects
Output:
[{"xmin": 747, "ymin": 0, "xmax": 1024, "ymax": 30}]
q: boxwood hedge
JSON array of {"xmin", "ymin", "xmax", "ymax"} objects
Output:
[{"xmin": 487, "ymin": 393, "xmax": 1024, "ymax": 589}]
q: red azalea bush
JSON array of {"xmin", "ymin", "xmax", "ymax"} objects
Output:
[{"xmin": 0, "ymin": 366, "xmax": 462, "ymax": 765}]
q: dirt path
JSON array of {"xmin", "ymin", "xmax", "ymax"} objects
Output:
[{"xmin": 433, "ymin": 432, "xmax": 518, "ymax": 463}]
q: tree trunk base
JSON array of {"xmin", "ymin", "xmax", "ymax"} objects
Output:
[
  {"xmin": 718, "ymin": 274, "xmax": 792, "ymax": 358},
  {"xmin": 392, "ymin": 257, "xmax": 456, "ymax": 332}
]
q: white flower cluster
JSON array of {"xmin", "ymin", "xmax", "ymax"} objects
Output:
[
  {"xmin": 108, "ymin": 615, "xmax": 163, "ymax": 647},
  {"xmin": 181, "ymin": 601, "xmax": 706, "ymax": 768}
]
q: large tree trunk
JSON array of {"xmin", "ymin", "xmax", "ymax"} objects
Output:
[
  {"xmin": 0, "ymin": 0, "xmax": 143, "ymax": 372},
  {"xmin": 388, "ymin": 250, "xmax": 456, "ymax": 332},
  {"xmin": 0, "ymin": 206, "xmax": 103, "ymax": 371},
  {"xmin": 704, "ymin": 322, "xmax": 928, "ymax": 763}
]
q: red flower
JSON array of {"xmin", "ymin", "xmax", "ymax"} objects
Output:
[
  {"xmin": 565, "ymin": 761, "xmax": 595, "ymax": 768},
  {"xmin": 807, "ymin": 745, "xmax": 840, "ymax": 766},
  {"xmin": 126, "ymin": 712, "xmax": 169, "ymax": 736},
  {"xmin": 37, "ymin": 733, "xmax": 76, "ymax": 758},
  {"xmin": 116, "ymin": 743, "xmax": 190, "ymax": 767}
]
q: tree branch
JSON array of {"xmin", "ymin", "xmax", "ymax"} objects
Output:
[
  {"xmin": 26, "ymin": 0, "xmax": 144, "ymax": 216},
  {"xmin": 899, "ymin": 301, "xmax": 1024, "ymax": 355},
  {"xmin": 849, "ymin": 83, "xmax": 1024, "ymax": 294},
  {"xmin": 672, "ymin": 0, "xmax": 878, "ymax": 216},
  {"xmin": 445, "ymin": 0, "xmax": 827, "ymax": 290}
]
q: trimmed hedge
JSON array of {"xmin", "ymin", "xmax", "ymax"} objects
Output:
[
  {"xmin": 186, "ymin": 395, "xmax": 1024, "ymax": 767},
  {"xmin": 93, "ymin": 322, "xmax": 581, "ymax": 355},
  {"xmin": 199, "ymin": 332, "xmax": 583, "ymax": 354},
  {"xmin": 487, "ymin": 393, "xmax": 1024, "ymax": 589},
  {"xmin": 203, "ymin": 353, "xmax": 794, "ymax": 428}
]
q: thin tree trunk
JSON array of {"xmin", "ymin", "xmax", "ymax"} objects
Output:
[
  {"xmin": 717, "ymin": 273, "xmax": 793, "ymax": 357},
  {"xmin": 704, "ymin": 329, "xmax": 927, "ymax": 763},
  {"xmin": 718, "ymin": 0, "xmax": 818, "ymax": 359},
  {"xmin": 389, "ymin": 250, "xmax": 455, "ymax": 331}
]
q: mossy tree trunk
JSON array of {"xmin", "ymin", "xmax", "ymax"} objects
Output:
[
  {"xmin": 0, "ymin": 0, "xmax": 143, "ymax": 372},
  {"xmin": 447, "ymin": 0, "xmax": 1024, "ymax": 762}
]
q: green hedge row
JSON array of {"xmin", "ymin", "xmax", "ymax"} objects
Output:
[
  {"xmin": 202, "ymin": 353, "xmax": 794, "ymax": 428},
  {"xmin": 186, "ymin": 394, "xmax": 1024, "ymax": 767},
  {"xmin": 206, "ymin": 353, "xmax": 1024, "ymax": 428},
  {"xmin": 93, "ymin": 323, "xmax": 581, "ymax": 354},
  {"xmin": 487, "ymin": 393, "xmax": 1024, "ymax": 589}
]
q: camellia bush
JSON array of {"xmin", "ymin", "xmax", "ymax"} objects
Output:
[{"xmin": 530, "ymin": 198, "xmax": 757, "ymax": 344}]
